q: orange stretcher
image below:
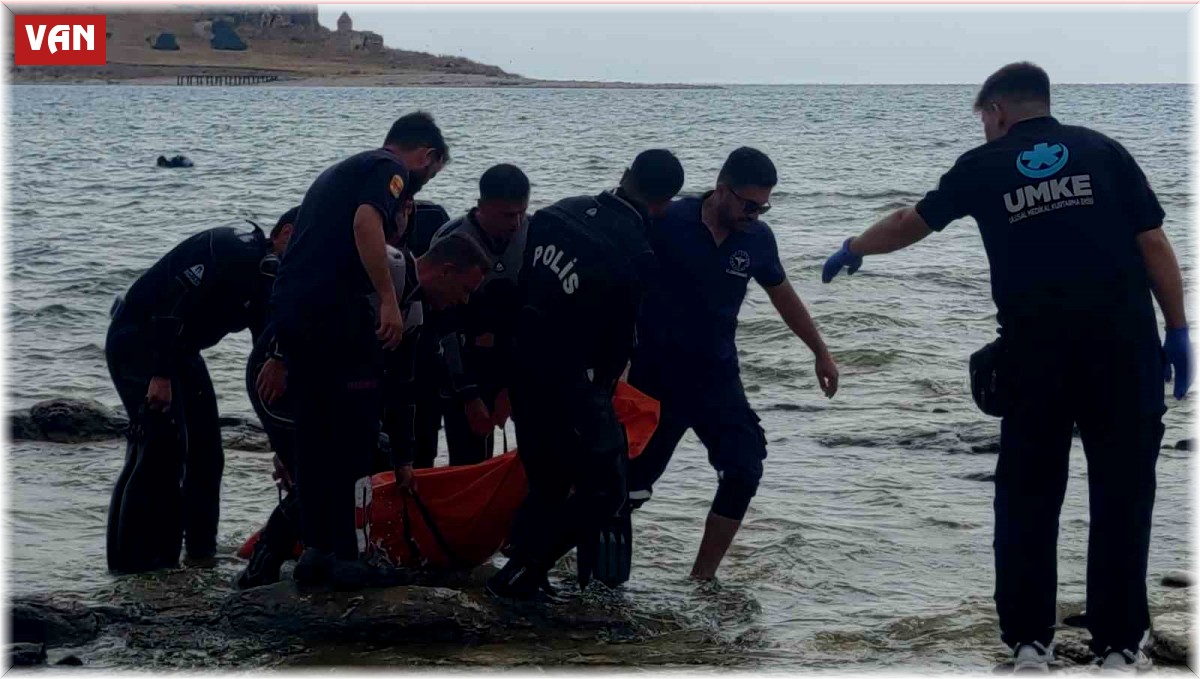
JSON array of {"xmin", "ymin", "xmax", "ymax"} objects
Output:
[{"xmin": 238, "ymin": 382, "xmax": 659, "ymax": 569}]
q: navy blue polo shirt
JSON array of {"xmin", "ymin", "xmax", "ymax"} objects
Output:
[
  {"xmin": 915, "ymin": 116, "xmax": 1164, "ymax": 338},
  {"xmin": 272, "ymin": 148, "xmax": 410, "ymax": 325},
  {"xmin": 637, "ymin": 193, "xmax": 786, "ymax": 379}
]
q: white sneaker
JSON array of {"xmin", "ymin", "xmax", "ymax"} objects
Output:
[
  {"xmin": 1099, "ymin": 648, "xmax": 1152, "ymax": 673},
  {"xmin": 1013, "ymin": 642, "xmax": 1052, "ymax": 673}
]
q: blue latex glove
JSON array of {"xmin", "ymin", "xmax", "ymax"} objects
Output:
[
  {"xmin": 1164, "ymin": 326, "xmax": 1192, "ymax": 400},
  {"xmin": 822, "ymin": 238, "xmax": 864, "ymax": 283}
]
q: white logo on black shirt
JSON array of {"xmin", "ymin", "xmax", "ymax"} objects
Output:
[
  {"xmin": 531, "ymin": 243, "xmax": 580, "ymax": 294},
  {"xmin": 726, "ymin": 250, "xmax": 751, "ymax": 278}
]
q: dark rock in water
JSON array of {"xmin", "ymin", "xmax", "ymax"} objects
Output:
[
  {"xmin": 9, "ymin": 598, "xmax": 110, "ymax": 646},
  {"xmin": 12, "ymin": 400, "xmax": 269, "ymax": 449},
  {"xmin": 13, "ymin": 399, "xmax": 128, "ymax": 443},
  {"xmin": 1150, "ymin": 611, "xmax": 1192, "ymax": 665},
  {"xmin": 222, "ymin": 420, "xmax": 271, "ymax": 452},
  {"xmin": 8, "ymin": 642, "xmax": 47, "ymax": 666},
  {"xmin": 10, "ymin": 410, "xmax": 41, "ymax": 441},
  {"xmin": 55, "ymin": 654, "xmax": 84, "ymax": 666},
  {"xmin": 969, "ymin": 441, "xmax": 1000, "ymax": 454},
  {"xmin": 1161, "ymin": 570, "xmax": 1193, "ymax": 588},
  {"xmin": 1054, "ymin": 639, "xmax": 1094, "ymax": 666},
  {"xmin": 10, "ymin": 564, "xmax": 701, "ymax": 668},
  {"xmin": 931, "ymin": 408, "xmax": 950, "ymax": 414},
  {"xmin": 1062, "ymin": 612, "xmax": 1088, "ymax": 628},
  {"xmin": 1174, "ymin": 439, "xmax": 1193, "ymax": 451},
  {"xmin": 223, "ymin": 566, "xmax": 660, "ymax": 645},
  {"xmin": 156, "ymin": 154, "xmax": 194, "ymax": 168}
]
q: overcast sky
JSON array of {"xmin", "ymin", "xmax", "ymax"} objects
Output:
[{"xmin": 316, "ymin": 4, "xmax": 1190, "ymax": 85}]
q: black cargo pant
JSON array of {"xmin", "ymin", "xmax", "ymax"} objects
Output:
[
  {"xmin": 994, "ymin": 331, "xmax": 1165, "ymax": 655},
  {"xmin": 278, "ymin": 306, "xmax": 383, "ymax": 561},
  {"xmin": 506, "ymin": 342, "xmax": 628, "ymax": 574},
  {"xmin": 105, "ymin": 318, "xmax": 223, "ymax": 564},
  {"xmin": 247, "ymin": 331, "xmax": 397, "ymax": 562}
]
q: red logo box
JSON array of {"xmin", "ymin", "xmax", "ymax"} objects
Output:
[{"xmin": 14, "ymin": 14, "xmax": 107, "ymax": 66}]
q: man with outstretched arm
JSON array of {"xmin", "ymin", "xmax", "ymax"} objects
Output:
[{"xmin": 822, "ymin": 62, "xmax": 1191, "ymax": 671}]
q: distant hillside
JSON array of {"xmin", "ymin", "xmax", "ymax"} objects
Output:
[{"xmin": 9, "ymin": 7, "xmax": 521, "ymax": 82}]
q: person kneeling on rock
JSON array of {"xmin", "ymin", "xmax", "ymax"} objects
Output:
[{"xmin": 105, "ymin": 207, "xmax": 296, "ymax": 574}]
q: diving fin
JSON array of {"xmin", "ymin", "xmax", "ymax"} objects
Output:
[
  {"xmin": 597, "ymin": 508, "xmax": 632, "ymax": 588},
  {"xmin": 577, "ymin": 508, "xmax": 632, "ymax": 590}
]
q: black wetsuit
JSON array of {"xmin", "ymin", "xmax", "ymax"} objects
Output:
[
  {"xmin": 499, "ymin": 189, "xmax": 655, "ymax": 589},
  {"xmin": 269, "ymin": 148, "xmax": 411, "ymax": 562},
  {"xmin": 915, "ymin": 116, "xmax": 1167, "ymax": 655},
  {"xmin": 430, "ymin": 209, "xmax": 527, "ymax": 466},
  {"xmin": 105, "ymin": 223, "xmax": 274, "ymax": 572}
]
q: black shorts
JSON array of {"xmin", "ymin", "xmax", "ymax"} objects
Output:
[{"xmin": 626, "ymin": 365, "xmax": 767, "ymax": 501}]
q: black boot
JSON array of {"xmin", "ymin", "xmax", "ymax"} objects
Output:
[
  {"xmin": 235, "ymin": 539, "xmax": 286, "ymax": 589},
  {"xmin": 485, "ymin": 558, "xmax": 552, "ymax": 602},
  {"xmin": 293, "ymin": 548, "xmax": 334, "ymax": 586}
]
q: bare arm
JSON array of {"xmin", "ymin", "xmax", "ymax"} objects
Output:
[
  {"xmin": 765, "ymin": 278, "xmax": 839, "ymax": 397},
  {"xmin": 1137, "ymin": 227, "xmax": 1188, "ymax": 329},
  {"xmin": 765, "ymin": 278, "xmax": 830, "ymax": 357},
  {"xmin": 354, "ymin": 204, "xmax": 399, "ymax": 307},
  {"xmin": 354, "ymin": 204, "xmax": 404, "ymax": 349},
  {"xmin": 848, "ymin": 207, "xmax": 934, "ymax": 256}
]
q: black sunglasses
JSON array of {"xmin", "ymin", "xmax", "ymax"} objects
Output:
[{"xmin": 729, "ymin": 187, "xmax": 771, "ymax": 216}]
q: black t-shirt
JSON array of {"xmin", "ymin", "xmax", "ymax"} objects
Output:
[
  {"xmin": 637, "ymin": 194, "xmax": 786, "ymax": 376},
  {"xmin": 271, "ymin": 148, "xmax": 410, "ymax": 325},
  {"xmin": 915, "ymin": 116, "xmax": 1164, "ymax": 338}
]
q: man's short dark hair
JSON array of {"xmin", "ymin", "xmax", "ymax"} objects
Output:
[
  {"xmin": 718, "ymin": 147, "xmax": 777, "ymax": 189},
  {"xmin": 625, "ymin": 149, "xmax": 685, "ymax": 202},
  {"xmin": 425, "ymin": 232, "xmax": 491, "ymax": 273},
  {"xmin": 479, "ymin": 164, "xmax": 530, "ymax": 202},
  {"xmin": 974, "ymin": 62, "xmax": 1051, "ymax": 111},
  {"xmin": 271, "ymin": 206, "xmax": 300, "ymax": 240},
  {"xmin": 384, "ymin": 111, "xmax": 450, "ymax": 163}
]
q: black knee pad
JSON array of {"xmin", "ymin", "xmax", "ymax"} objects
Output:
[{"xmin": 712, "ymin": 470, "xmax": 759, "ymax": 521}]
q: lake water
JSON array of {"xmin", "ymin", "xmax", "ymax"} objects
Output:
[{"xmin": 6, "ymin": 83, "xmax": 1194, "ymax": 670}]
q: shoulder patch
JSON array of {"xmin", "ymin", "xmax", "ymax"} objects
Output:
[
  {"xmin": 389, "ymin": 174, "xmax": 405, "ymax": 199},
  {"xmin": 183, "ymin": 264, "xmax": 205, "ymax": 287}
]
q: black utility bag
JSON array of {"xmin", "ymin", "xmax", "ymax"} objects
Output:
[{"xmin": 969, "ymin": 336, "xmax": 1014, "ymax": 418}]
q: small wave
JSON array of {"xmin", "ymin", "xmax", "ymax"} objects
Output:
[
  {"xmin": 913, "ymin": 378, "xmax": 958, "ymax": 396},
  {"xmin": 776, "ymin": 189, "xmax": 925, "ymax": 202},
  {"xmin": 817, "ymin": 311, "xmax": 918, "ymax": 331},
  {"xmin": 834, "ymin": 348, "xmax": 902, "ymax": 368},
  {"xmin": 958, "ymin": 472, "xmax": 995, "ymax": 483},
  {"xmin": 11, "ymin": 303, "xmax": 94, "ymax": 322},
  {"xmin": 762, "ymin": 402, "xmax": 825, "ymax": 413}
]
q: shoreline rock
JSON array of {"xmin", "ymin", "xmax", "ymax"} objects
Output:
[
  {"xmin": 12, "ymin": 399, "xmax": 128, "ymax": 443},
  {"xmin": 11, "ymin": 399, "xmax": 272, "ymax": 451}
]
